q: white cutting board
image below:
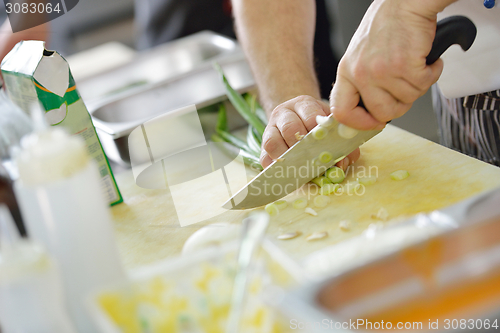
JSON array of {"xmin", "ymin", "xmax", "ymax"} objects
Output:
[{"xmin": 437, "ymin": 0, "xmax": 500, "ymax": 98}]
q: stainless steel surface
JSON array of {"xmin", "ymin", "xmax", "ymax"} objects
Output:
[
  {"xmin": 277, "ymin": 187, "xmax": 500, "ymax": 333},
  {"xmin": 78, "ymin": 31, "xmax": 239, "ymax": 104},
  {"xmin": 226, "ymin": 213, "xmax": 269, "ymax": 333},
  {"xmin": 84, "ymin": 32, "xmax": 256, "ymax": 165},
  {"xmin": 223, "ymin": 119, "xmax": 382, "ymax": 210}
]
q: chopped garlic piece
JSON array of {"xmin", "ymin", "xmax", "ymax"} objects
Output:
[
  {"xmin": 306, "ymin": 231, "xmax": 328, "ymax": 241},
  {"xmin": 338, "ymin": 124, "xmax": 358, "ymax": 139},
  {"xmin": 275, "ymin": 158, "xmax": 285, "ymax": 162},
  {"xmin": 339, "ymin": 220, "xmax": 351, "ymax": 231},
  {"xmin": 305, "ymin": 207, "xmax": 318, "ymax": 216},
  {"xmin": 277, "ymin": 231, "xmax": 301, "ymax": 240}
]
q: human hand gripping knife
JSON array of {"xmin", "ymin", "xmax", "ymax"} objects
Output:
[{"xmin": 224, "ymin": 16, "xmax": 477, "ymax": 210}]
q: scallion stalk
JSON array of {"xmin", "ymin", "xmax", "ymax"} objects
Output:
[{"xmin": 214, "ymin": 63, "xmax": 266, "ymax": 137}]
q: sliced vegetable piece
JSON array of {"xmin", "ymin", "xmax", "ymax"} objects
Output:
[
  {"xmin": 305, "ymin": 207, "xmax": 318, "ymax": 216},
  {"xmin": 277, "ymin": 232, "xmax": 301, "ymax": 240},
  {"xmin": 344, "ymin": 181, "xmax": 362, "ymax": 195},
  {"xmin": 325, "ymin": 166, "xmax": 345, "ymax": 183},
  {"xmin": 316, "ymin": 115, "xmax": 334, "ymax": 127},
  {"xmin": 295, "ymin": 132, "xmax": 305, "ymax": 141},
  {"xmin": 319, "ymin": 151, "xmax": 333, "ymax": 164},
  {"xmin": 339, "ymin": 220, "xmax": 351, "ymax": 231},
  {"xmin": 274, "ymin": 200, "xmax": 288, "ymax": 211},
  {"xmin": 390, "ymin": 170, "xmax": 410, "ymax": 180},
  {"xmin": 371, "ymin": 207, "xmax": 389, "ymax": 221},
  {"xmin": 312, "ymin": 126, "xmax": 328, "ymax": 140},
  {"xmin": 311, "ymin": 176, "xmax": 332, "ymax": 187},
  {"xmin": 357, "ymin": 176, "xmax": 377, "ymax": 186},
  {"xmin": 319, "ymin": 183, "xmax": 340, "ymax": 195},
  {"xmin": 313, "ymin": 195, "xmax": 331, "ymax": 208},
  {"xmin": 292, "ymin": 198, "xmax": 307, "ymax": 209},
  {"xmin": 338, "ymin": 124, "xmax": 358, "ymax": 139},
  {"xmin": 306, "ymin": 231, "xmax": 328, "ymax": 241},
  {"xmin": 265, "ymin": 203, "xmax": 279, "ymax": 216}
]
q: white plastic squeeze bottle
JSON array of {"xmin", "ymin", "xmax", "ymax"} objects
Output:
[
  {"xmin": 13, "ymin": 106, "xmax": 126, "ymax": 333},
  {"xmin": 0, "ymin": 205, "xmax": 77, "ymax": 333}
]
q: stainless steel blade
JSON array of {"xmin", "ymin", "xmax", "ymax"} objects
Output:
[{"xmin": 223, "ymin": 120, "xmax": 382, "ymax": 210}]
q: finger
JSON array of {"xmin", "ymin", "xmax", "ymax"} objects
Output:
[
  {"xmin": 335, "ymin": 148, "xmax": 361, "ymax": 171},
  {"xmin": 359, "ymin": 86, "xmax": 413, "ymax": 123},
  {"xmin": 259, "ymin": 151, "xmax": 274, "ymax": 169},
  {"xmin": 380, "ymin": 77, "xmax": 426, "ymax": 104},
  {"xmin": 293, "ymin": 97, "xmax": 329, "ymax": 131},
  {"xmin": 274, "ymin": 109, "xmax": 308, "ymax": 148},
  {"xmin": 330, "ymin": 75, "xmax": 385, "ymax": 130},
  {"xmin": 407, "ymin": 58, "xmax": 444, "ymax": 91},
  {"xmin": 261, "ymin": 125, "xmax": 289, "ymax": 160}
]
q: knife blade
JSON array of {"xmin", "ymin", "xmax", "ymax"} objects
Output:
[
  {"xmin": 223, "ymin": 15, "xmax": 477, "ymax": 210},
  {"xmin": 223, "ymin": 118, "xmax": 381, "ymax": 209}
]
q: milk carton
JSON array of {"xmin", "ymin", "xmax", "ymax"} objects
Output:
[{"xmin": 1, "ymin": 41, "xmax": 122, "ymax": 206}]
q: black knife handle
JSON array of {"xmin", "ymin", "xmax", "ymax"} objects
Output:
[{"xmin": 358, "ymin": 15, "xmax": 477, "ymax": 115}]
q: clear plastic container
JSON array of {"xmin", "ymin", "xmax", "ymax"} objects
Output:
[{"xmin": 87, "ymin": 240, "xmax": 304, "ymax": 333}]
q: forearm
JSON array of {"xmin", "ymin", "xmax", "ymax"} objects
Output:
[{"xmin": 232, "ymin": 0, "xmax": 320, "ymax": 115}]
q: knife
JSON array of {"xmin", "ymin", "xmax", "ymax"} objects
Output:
[{"xmin": 223, "ymin": 16, "xmax": 477, "ymax": 210}]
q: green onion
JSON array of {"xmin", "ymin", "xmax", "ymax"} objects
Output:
[
  {"xmin": 357, "ymin": 176, "xmax": 377, "ymax": 185},
  {"xmin": 325, "ymin": 166, "xmax": 345, "ymax": 183},
  {"xmin": 265, "ymin": 203, "xmax": 279, "ymax": 216},
  {"xmin": 390, "ymin": 170, "xmax": 410, "ymax": 181},
  {"xmin": 316, "ymin": 115, "xmax": 334, "ymax": 128},
  {"xmin": 313, "ymin": 195, "xmax": 331, "ymax": 208},
  {"xmin": 312, "ymin": 126, "xmax": 328, "ymax": 140},
  {"xmin": 311, "ymin": 176, "xmax": 332, "ymax": 187},
  {"xmin": 211, "ymin": 134, "xmax": 263, "ymax": 170},
  {"xmin": 214, "ymin": 63, "xmax": 266, "ymax": 137},
  {"xmin": 338, "ymin": 124, "xmax": 358, "ymax": 139},
  {"xmin": 274, "ymin": 199, "xmax": 288, "ymax": 210},
  {"xmin": 216, "ymin": 103, "xmax": 229, "ymax": 133},
  {"xmin": 319, "ymin": 151, "xmax": 333, "ymax": 164},
  {"xmin": 292, "ymin": 198, "xmax": 307, "ymax": 209},
  {"xmin": 244, "ymin": 93, "xmax": 267, "ymax": 125},
  {"xmin": 246, "ymin": 125, "xmax": 261, "ymax": 156},
  {"xmin": 319, "ymin": 183, "xmax": 340, "ymax": 195}
]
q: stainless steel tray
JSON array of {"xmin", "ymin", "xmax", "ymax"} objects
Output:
[
  {"xmin": 77, "ymin": 31, "xmax": 240, "ymax": 104},
  {"xmin": 82, "ymin": 32, "xmax": 256, "ymax": 165}
]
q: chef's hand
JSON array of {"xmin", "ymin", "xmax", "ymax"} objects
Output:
[
  {"xmin": 330, "ymin": 0, "xmax": 450, "ymax": 130},
  {"xmin": 260, "ymin": 95, "xmax": 360, "ymax": 170}
]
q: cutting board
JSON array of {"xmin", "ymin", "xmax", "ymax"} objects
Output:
[{"xmin": 110, "ymin": 125, "xmax": 500, "ymax": 269}]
